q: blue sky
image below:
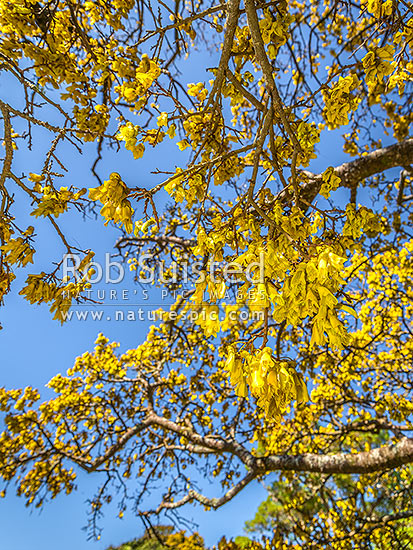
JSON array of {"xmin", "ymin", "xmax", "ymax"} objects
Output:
[{"xmin": 0, "ymin": 32, "xmax": 383, "ymax": 549}]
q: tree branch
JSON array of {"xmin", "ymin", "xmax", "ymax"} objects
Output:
[
  {"xmin": 263, "ymin": 437, "xmax": 413, "ymax": 475},
  {"xmin": 244, "ymin": 0, "xmax": 301, "ymax": 152},
  {"xmin": 149, "ymin": 470, "xmax": 256, "ymax": 513},
  {"xmin": 206, "ymin": 0, "xmax": 240, "ymax": 108},
  {"xmin": 298, "ymin": 138, "xmax": 413, "ymax": 204}
]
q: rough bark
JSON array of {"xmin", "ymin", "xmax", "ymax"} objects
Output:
[{"xmin": 300, "ymin": 138, "xmax": 413, "ymax": 204}]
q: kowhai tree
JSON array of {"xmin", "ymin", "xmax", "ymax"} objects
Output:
[{"xmin": 0, "ymin": 0, "xmax": 413, "ymax": 547}]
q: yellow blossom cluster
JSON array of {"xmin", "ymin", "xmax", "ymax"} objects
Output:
[
  {"xmin": 225, "ymin": 346, "xmax": 308, "ymax": 419},
  {"xmin": 361, "ymin": 0, "xmax": 394, "ymax": 18},
  {"xmin": 31, "ymin": 186, "xmax": 86, "ymax": 218},
  {"xmin": 362, "ymin": 45, "xmax": 395, "ymax": 89},
  {"xmin": 165, "ymin": 171, "xmax": 206, "ymax": 206},
  {"xmin": 343, "ymin": 204, "xmax": 383, "ymax": 239},
  {"xmin": 323, "ymin": 74, "xmax": 361, "ymax": 129},
  {"xmin": 117, "ymin": 123, "xmax": 145, "ymax": 159},
  {"xmin": 187, "ymin": 82, "xmax": 209, "ymax": 103},
  {"xmin": 116, "ymin": 55, "xmax": 161, "ymax": 103},
  {"xmin": 19, "ymin": 270, "xmax": 92, "ymax": 323},
  {"xmin": 319, "ymin": 166, "xmax": 341, "ymax": 199},
  {"xmin": 259, "ymin": 6, "xmax": 294, "ymax": 60},
  {"xmin": 89, "ymin": 172, "xmax": 133, "ymax": 233},
  {"xmin": 0, "ymin": 226, "xmax": 34, "ymax": 267}
]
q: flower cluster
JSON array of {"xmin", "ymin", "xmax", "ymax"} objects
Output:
[{"xmin": 89, "ymin": 173, "xmax": 133, "ymax": 233}]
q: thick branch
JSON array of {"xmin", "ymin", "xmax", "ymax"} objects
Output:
[
  {"xmin": 335, "ymin": 138, "xmax": 413, "ymax": 187},
  {"xmin": 300, "ymin": 138, "xmax": 413, "ymax": 204},
  {"xmin": 0, "ymin": 102, "xmax": 13, "ymax": 190},
  {"xmin": 76, "ymin": 410, "xmax": 413, "ymax": 479},
  {"xmin": 207, "ymin": 0, "xmax": 240, "ymax": 107},
  {"xmin": 263, "ymin": 437, "xmax": 413, "ymax": 474},
  {"xmin": 144, "ymin": 416, "xmax": 413, "ymax": 476},
  {"xmin": 244, "ymin": 0, "xmax": 301, "ymax": 152},
  {"xmin": 143, "ymin": 433, "xmax": 413, "ymax": 515}
]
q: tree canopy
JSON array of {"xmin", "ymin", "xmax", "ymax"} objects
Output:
[
  {"xmin": 1, "ymin": 0, "xmax": 413, "ymax": 547},
  {"xmin": 106, "ymin": 526, "xmax": 207, "ymax": 550}
]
